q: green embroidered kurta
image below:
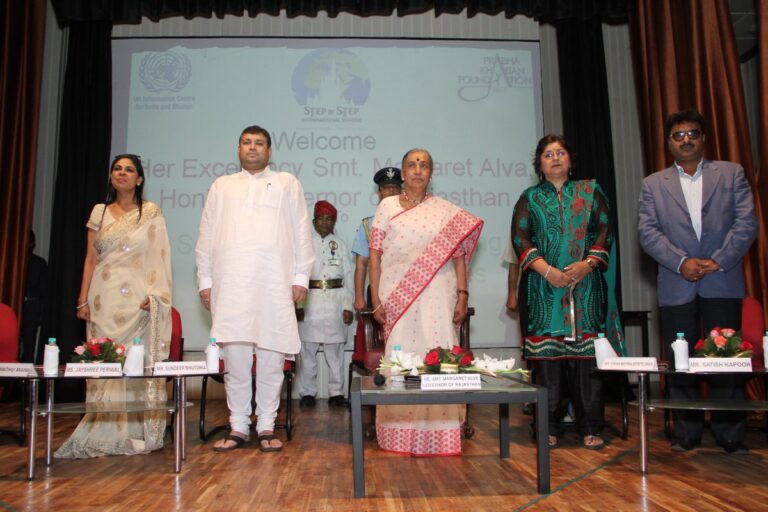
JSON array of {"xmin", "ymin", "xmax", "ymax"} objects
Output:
[{"xmin": 512, "ymin": 179, "xmax": 625, "ymax": 359}]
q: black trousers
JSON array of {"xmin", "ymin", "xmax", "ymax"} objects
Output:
[
  {"xmin": 536, "ymin": 358, "xmax": 602, "ymax": 436},
  {"xmin": 659, "ymin": 296, "xmax": 745, "ymax": 445}
]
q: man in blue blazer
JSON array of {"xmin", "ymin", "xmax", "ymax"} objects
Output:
[{"xmin": 638, "ymin": 109, "xmax": 757, "ymax": 454}]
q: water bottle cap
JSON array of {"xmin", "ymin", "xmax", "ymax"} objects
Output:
[
  {"xmin": 133, "ymin": 337, "xmax": 141, "ymax": 344},
  {"xmin": 209, "ymin": 337, "xmax": 217, "ymax": 344},
  {"xmin": 393, "ymin": 345, "xmax": 401, "ymax": 351},
  {"xmin": 676, "ymin": 332, "xmax": 685, "ymax": 337},
  {"xmin": 597, "ymin": 332, "xmax": 605, "ymax": 338},
  {"xmin": 47, "ymin": 338, "xmax": 56, "ymax": 344}
]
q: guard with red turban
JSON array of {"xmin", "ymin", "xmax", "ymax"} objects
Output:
[{"xmin": 297, "ymin": 200, "xmax": 354, "ymax": 407}]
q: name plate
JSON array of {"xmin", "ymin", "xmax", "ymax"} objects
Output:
[
  {"xmin": 0, "ymin": 363, "xmax": 36, "ymax": 377},
  {"xmin": 64, "ymin": 363, "xmax": 123, "ymax": 377},
  {"xmin": 421, "ymin": 373, "xmax": 482, "ymax": 390},
  {"xmin": 600, "ymin": 357, "xmax": 658, "ymax": 371},
  {"xmin": 688, "ymin": 358, "xmax": 753, "ymax": 373},
  {"xmin": 153, "ymin": 361, "xmax": 207, "ymax": 376}
]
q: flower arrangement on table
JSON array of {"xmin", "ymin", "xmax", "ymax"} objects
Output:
[
  {"xmin": 71, "ymin": 337, "xmax": 127, "ymax": 364},
  {"xmin": 693, "ymin": 327, "xmax": 752, "ymax": 358},
  {"xmin": 378, "ymin": 345, "xmax": 527, "ymax": 377}
]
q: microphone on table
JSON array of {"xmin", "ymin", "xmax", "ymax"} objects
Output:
[{"xmin": 373, "ymin": 373, "xmax": 386, "ymax": 386}]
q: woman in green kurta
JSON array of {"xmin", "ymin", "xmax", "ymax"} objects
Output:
[{"xmin": 512, "ymin": 134, "xmax": 625, "ymax": 450}]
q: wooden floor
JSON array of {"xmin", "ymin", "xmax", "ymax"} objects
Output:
[{"xmin": 0, "ymin": 396, "xmax": 766, "ymax": 511}]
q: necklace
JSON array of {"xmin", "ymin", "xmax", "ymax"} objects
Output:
[{"xmin": 402, "ymin": 191, "xmax": 427, "ymax": 205}]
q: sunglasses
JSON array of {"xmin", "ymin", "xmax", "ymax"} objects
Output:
[{"xmin": 670, "ymin": 129, "xmax": 701, "ymax": 142}]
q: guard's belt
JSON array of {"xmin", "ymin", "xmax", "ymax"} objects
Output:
[{"xmin": 308, "ymin": 279, "xmax": 343, "ymax": 290}]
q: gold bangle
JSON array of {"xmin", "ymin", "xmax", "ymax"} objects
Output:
[
  {"xmin": 585, "ymin": 258, "xmax": 598, "ymax": 270},
  {"xmin": 457, "ymin": 289, "xmax": 469, "ymax": 296},
  {"xmin": 76, "ymin": 302, "xmax": 88, "ymax": 310},
  {"xmin": 371, "ymin": 304, "xmax": 382, "ymax": 313}
]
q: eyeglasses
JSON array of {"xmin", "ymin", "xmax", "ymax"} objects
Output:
[
  {"xmin": 542, "ymin": 149, "xmax": 568, "ymax": 159},
  {"xmin": 670, "ymin": 129, "xmax": 701, "ymax": 141}
]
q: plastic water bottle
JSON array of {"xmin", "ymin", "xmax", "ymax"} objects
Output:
[
  {"xmin": 391, "ymin": 344, "xmax": 402, "ymax": 362},
  {"xmin": 205, "ymin": 337, "xmax": 220, "ymax": 373},
  {"xmin": 43, "ymin": 338, "xmax": 59, "ymax": 375},
  {"xmin": 123, "ymin": 337, "xmax": 145, "ymax": 376},
  {"xmin": 672, "ymin": 332, "xmax": 689, "ymax": 371},
  {"xmin": 762, "ymin": 330, "xmax": 768, "ymax": 366}
]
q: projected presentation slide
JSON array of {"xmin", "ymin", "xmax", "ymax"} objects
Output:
[{"xmin": 112, "ymin": 38, "xmax": 542, "ymax": 349}]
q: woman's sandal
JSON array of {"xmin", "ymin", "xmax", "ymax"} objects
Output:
[
  {"xmin": 213, "ymin": 434, "xmax": 248, "ymax": 452},
  {"xmin": 257, "ymin": 434, "xmax": 283, "ymax": 453},
  {"xmin": 583, "ymin": 435, "xmax": 605, "ymax": 451}
]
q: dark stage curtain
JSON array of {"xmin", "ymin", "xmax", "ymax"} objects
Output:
[
  {"xmin": 0, "ymin": 0, "xmax": 46, "ymax": 318},
  {"xmin": 553, "ymin": 17, "xmax": 623, "ymax": 309},
  {"xmin": 45, "ymin": 21, "xmax": 113, "ymax": 400},
  {"xmin": 50, "ymin": 0, "xmax": 631, "ymax": 24}
]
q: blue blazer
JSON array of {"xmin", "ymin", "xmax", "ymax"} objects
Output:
[{"xmin": 637, "ymin": 160, "xmax": 757, "ymax": 307}]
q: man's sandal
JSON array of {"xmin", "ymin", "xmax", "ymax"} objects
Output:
[
  {"xmin": 257, "ymin": 434, "xmax": 283, "ymax": 453},
  {"xmin": 213, "ymin": 434, "xmax": 248, "ymax": 452}
]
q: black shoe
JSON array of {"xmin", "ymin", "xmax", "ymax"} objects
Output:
[
  {"xmin": 299, "ymin": 395, "xmax": 316, "ymax": 407},
  {"xmin": 671, "ymin": 438, "xmax": 700, "ymax": 452},
  {"xmin": 328, "ymin": 395, "xmax": 348, "ymax": 406},
  {"xmin": 718, "ymin": 441, "xmax": 749, "ymax": 455}
]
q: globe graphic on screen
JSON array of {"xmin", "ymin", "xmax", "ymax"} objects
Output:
[{"xmin": 292, "ymin": 49, "xmax": 370, "ymax": 106}]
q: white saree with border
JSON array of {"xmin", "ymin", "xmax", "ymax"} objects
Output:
[{"xmin": 370, "ymin": 195, "xmax": 483, "ymax": 456}]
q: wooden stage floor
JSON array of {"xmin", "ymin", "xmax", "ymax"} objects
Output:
[{"xmin": 0, "ymin": 396, "xmax": 765, "ymax": 511}]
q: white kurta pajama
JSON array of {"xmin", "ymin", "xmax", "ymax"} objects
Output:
[
  {"xmin": 297, "ymin": 231, "xmax": 354, "ymax": 398},
  {"xmin": 196, "ymin": 167, "xmax": 314, "ymax": 434}
]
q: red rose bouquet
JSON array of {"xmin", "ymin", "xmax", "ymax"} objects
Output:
[
  {"xmin": 693, "ymin": 327, "xmax": 752, "ymax": 358},
  {"xmin": 423, "ymin": 345, "xmax": 474, "ymax": 373},
  {"xmin": 72, "ymin": 337, "xmax": 127, "ymax": 363}
]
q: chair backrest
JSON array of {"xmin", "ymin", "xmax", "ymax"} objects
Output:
[
  {"xmin": 170, "ymin": 307, "xmax": 184, "ymax": 362},
  {"xmin": 0, "ymin": 303, "xmax": 19, "ymax": 363},
  {"xmin": 741, "ymin": 296, "xmax": 765, "ymax": 369}
]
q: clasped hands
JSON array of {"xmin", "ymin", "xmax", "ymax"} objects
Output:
[
  {"xmin": 547, "ymin": 261, "xmax": 593, "ymax": 289},
  {"xmin": 680, "ymin": 258, "xmax": 720, "ymax": 282}
]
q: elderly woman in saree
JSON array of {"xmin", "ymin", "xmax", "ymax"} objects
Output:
[
  {"xmin": 55, "ymin": 154, "xmax": 172, "ymax": 458},
  {"xmin": 369, "ymin": 148, "xmax": 483, "ymax": 456},
  {"xmin": 512, "ymin": 134, "xmax": 625, "ymax": 451}
]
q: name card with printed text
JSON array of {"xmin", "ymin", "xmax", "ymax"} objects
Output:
[
  {"xmin": 600, "ymin": 357, "xmax": 658, "ymax": 372},
  {"xmin": 688, "ymin": 358, "xmax": 753, "ymax": 373},
  {"xmin": 64, "ymin": 363, "xmax": 123, "ymax": 377},
  {"xmin": 0, "ymin": 363, "xmax": 36, "ymax": 377},
  {"xmin": 421, "ymin": 373, "xmax": 482, "ymax": 390},
  {"xmin": 153, "ymin": 361, "xmax": 208, "ymax": 376}
]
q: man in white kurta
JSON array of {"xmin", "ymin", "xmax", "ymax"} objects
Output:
[
  {"xmin": 196, "ymin": 125, "xmax": 314, "ymax": 452},
  {"xmin": 297, "ymin": 201, "xmax": 354, "ymax": 407}
]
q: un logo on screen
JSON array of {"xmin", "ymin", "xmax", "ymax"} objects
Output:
[{"xmin": 139, "ymin": 52, "xmax": 192, "ymax": 93}]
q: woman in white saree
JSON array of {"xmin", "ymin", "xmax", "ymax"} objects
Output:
[
  {"xmin": 369, "ymin": 149, "xmax": 483, "ymax": 456},
  {"xmin": 55, "ymin": 154, "xmax": 172, "ymax": 459}
]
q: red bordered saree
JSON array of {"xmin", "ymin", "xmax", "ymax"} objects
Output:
[{"xmin": 369, "ymin": 195, "xmax": 483, "ymax": 455}]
